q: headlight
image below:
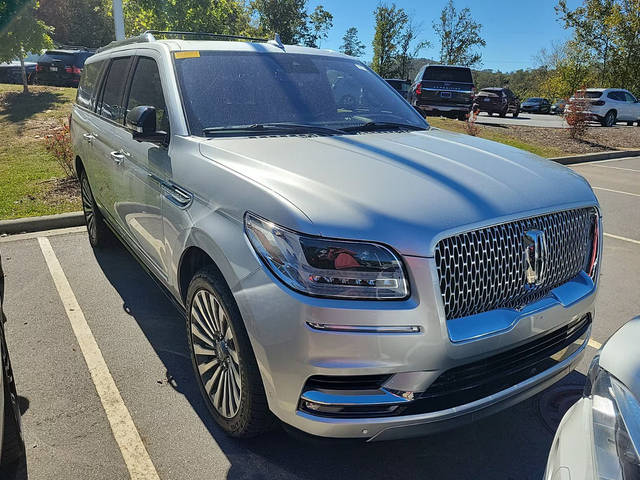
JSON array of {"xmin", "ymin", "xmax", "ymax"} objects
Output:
[
  {"xmin": 244, "ymin": 213, "xmax": 409, "ymax": 300},
  {"xmin": 585, "ymin": 358, "xmax": 640, "ymax": 479}
]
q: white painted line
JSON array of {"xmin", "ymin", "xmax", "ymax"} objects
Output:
[
  {"xmin": 37, "ymin": 237, "xmax": 160, "ymax": 480},
  {"xmin": 0, "ymin": 226, "xmax": 86, "ymax": 243},
  {"xmin": 572, "ymin": 156, "xmax": 640, "ymax": 166},
  {"xmin": 592, "ymin": 186, "xmax": 640, "ymax": 198},
  {"xmin": 588, "ymin": 164, "xmax": 640, "ymax": 173},
  {"xmin": 588, "ymin": 338, "xmax": 602, "ymax": 350},
  {"xmin": 604, "ymin": 232, "xmax": 640, "ymax": 245}
]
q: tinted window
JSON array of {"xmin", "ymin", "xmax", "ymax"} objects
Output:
[
  {"xmin": 624, "ymin": 92, "xmax": 636, "ymax": 103},
  {"xmin": 126, "ymin": 57, "xmax": 169, "ymax": 133},
  {"xmin": 174, "ymin": 51, "xmax": 426, "ymax": 136},
  {"xmin": 580, "ymin": 91, "xmax": 603, "ymax": 99},
  {"xmin": 607, "ymin": 91, "xmax": 624, "ymax": 101},
  {"xmin": 422, "ymin": 66, "xmax": 473, "ymax": 83},
  {"xmin": 76, "ymin": 60, "xmax": 103, "ymax": 109},
  {"xmin": 414, "ymin": 66, "xmax": 425, "ymax": 83},
  {"xmin": 98, "ymin": 57, "xmax": 131, "ymax": 123},
  {"xmin": 74, "ymin": 52, "xmax": 93, "ymax": 67},
  {"xmin": 39, "ymin": 51, "xmax": 75, "ymax": 65}
]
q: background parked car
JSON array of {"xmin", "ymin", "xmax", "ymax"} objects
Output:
[
  {"xmin": 36, "ymin": 47, "xmax": 94, "ymax": 87},
  {"xmin": 384, "ymin": 78, "xmax": 411, "ymax": 99},
  {"xmin": 0, "ymin": 254, "xmax": 25, "ymax": 473},
  {"xmin": 550, "ymin": 99, "xmax": 566, "ymax": 115},
  {"xmin": 520, "ymin": 97, "xmax": 551, "ymax": 114},
  {"xmin": 409, "ymin": 64, "xmax": 475, "ymax": 120},
  {"xmin": 0, "ymin": 54, "xmax": 40, "ymax": 85},
  {"xmin": 569, "ymin": 88, "xmax": 640, "ymax": 127},
  {"xmin": 545, "ymin": 316, "xmax": 640, "ymax": 480},
  {"xmin": 474, "ymin": 87, "xmax": 520, "ymax": 117}
]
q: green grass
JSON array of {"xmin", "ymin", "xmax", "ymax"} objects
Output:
[
  {"xmin": 427, "ymin": 117, "xmax": 565, "ymax": 158},
  {"xmin": 0, "ymin": 83, "xmax": 80, "ymax": 220}
]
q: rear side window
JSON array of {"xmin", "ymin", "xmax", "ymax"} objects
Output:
[
  {"xmin": 607, "ymin": 91, "xmax": 624, "ymax": 101},
  {"xmin": 74, "ymin": 52, "xmax": 94, "ymax": 67},
  {"xmin": 423, "ymin": 66, "xmax": 473, "ymax": 83},
  {"xmin": 76, "ymin": 60, "xmax": 103, "ymax": 109},
  {"xmin": 624, "ymin": 92, "xmax": 636, "ymax": 103},
  {"xmin": 97, "ymin": 57, "xmax": 131, "ymax": 123},
  {"xmin": 126, "ymin": 57, "xmax": 169, "ymax": 133}
]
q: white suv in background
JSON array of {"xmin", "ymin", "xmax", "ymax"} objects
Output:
[{"xmin": 571, "ymin": 88, "xmax": 640, "ymax": 127}]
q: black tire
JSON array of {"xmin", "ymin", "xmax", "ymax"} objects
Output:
[
  {"xmin": 186, "ymin": 267, "xmax": 275, "ymax": 437},
  {"xmin": 601, "ymin": 110, "xmax": 616, "ymax": 127},
  {"xmin": 487, "ymin": 111, "xmax": 493, "ymax": 116},
  {"xmin": 0, "ymin": 334, "xmax": 24, "ymax": 469},
  {"xmin": 499, "ymin": 107, "xmax": 508, "ymax": 118},
  {"xmin": 79, "ymin": 169, "xmax": 110, "ymax": 248},
  {"xmin": 627, "ymin": 121, "xmax": 634, "ymax": 126},
  {"xmin": 457, "ymin": 111, "xmax": 468, "ymax": 121},
  {"xmin": 513, "ymin": 108, "xmax": 520, "ymax": 118}
]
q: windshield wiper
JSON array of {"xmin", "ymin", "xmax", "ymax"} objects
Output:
[
  {"xmin": 341, "ymin": 121, "xmax": 427, "ymax": 133},
  {"xmin": 202, "ymin": 123, "xmax": 344, "ymax": 136}
]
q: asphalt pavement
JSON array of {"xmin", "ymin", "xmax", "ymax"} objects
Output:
[
  {"xmin": 1, "ymin": 156, "xmax": 639, "ymax": 480},
  {"xmin": 474, "ymin": 111, "xmax": 638, "ymax": 129}
]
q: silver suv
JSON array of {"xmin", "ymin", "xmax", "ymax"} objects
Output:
[{"xmin": 70, "ymin": 31, "xmax": 601, "ymax": 441}]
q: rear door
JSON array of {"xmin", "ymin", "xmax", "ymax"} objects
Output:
[
  {"xmin": 90, "ymin": 56, "xmax": 134, "ymax": 225},
  {"xmin": 623, "ymin": 91, "xmax": 639, "ymax": 121},
  {"xmin": 607, "ymin": 91, "xmax": 627, "ymax": 120}
]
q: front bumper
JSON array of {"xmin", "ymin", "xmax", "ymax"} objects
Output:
[
  {"xmin": 545, "ymin": 398, "xmax": 595, "ymax": 480},
  {"xmin": 233, "ymin": 253, "xmax": 597, "ymax": 440}
]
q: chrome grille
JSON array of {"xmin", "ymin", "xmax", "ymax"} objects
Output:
[{"xmin": 434, "ymin": 208, "xmax": 595, "ymax": 320}]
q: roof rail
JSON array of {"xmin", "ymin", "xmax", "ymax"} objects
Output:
[
  {"xmin": 53, "ymin": 44, "xmax": 95, "ymax": 51},
  {"xmin": 143, "ymin": 30, "xmax": 268, "ymax": 43},
  {"xmin": 95, "ymin": 32, "xmax": 155, "ymax": 53}
]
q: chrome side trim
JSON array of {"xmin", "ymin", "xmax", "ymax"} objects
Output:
[{"xmin": 306, "ymin": 323, "xmax": 421, "ymax": 334}]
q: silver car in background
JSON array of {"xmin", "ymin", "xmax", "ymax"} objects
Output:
[
  {"xmin": 70, "ymin": 31, "xmax": 601, "ymax": 440},
  {"xmin": 546, "ymin": 317, "xmax": 640, "ymax": 480}
]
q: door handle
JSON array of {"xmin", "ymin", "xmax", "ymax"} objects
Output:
[
  {"xmin": 83, "ymin": 133, "xmax": 95, "ymax": 143},
  {"xmin": 110, "ymin": 150, "xmax": 127, "ymax": 165}
]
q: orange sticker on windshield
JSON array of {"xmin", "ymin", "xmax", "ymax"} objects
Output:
[{"xmin": 175, "ymin": 51, "xmax": 200, "ymax": 59}]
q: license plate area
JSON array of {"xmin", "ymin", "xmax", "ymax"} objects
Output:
[
  {"xmin": 440, "ymin": 91, "xmax": 452, "ymax": 98},
  {"xmin": 49, "ymin": 66, "xmax": 58, "ymax": 72}
]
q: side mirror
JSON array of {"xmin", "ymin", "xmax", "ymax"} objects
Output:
[{"xmin": 126, "ymin": 105, "xmax": 167, "ymax": 145}]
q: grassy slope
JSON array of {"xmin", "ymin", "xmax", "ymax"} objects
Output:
[{"xmin": 0, "ymin": 84, "xmax": 80, "ymax": 220}]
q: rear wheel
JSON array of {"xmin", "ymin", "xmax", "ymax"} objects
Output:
[
  {"xmin": 457, "ymin": 111, "xmax": 468, "ymax": 121},
  {"xmin": 499, "ymin": 106, "xmax": 508, "ymax": 118},
  {"xmin": 186, "ymin": 267, "xmax": 275, "ymax": 437},
  {"xmin": 513, "ymin": 108, "xmax": 520, "ymax": 118},
  {"xmin": 627, "ymin": 121, "xmax": 634, "ymax": 126},
  {"xmin": 79, "ymin": 169, "xmax": 110, "ymax": 248},
  {"xmin": 601, "ymin": 110, "xmax": 617, "ymax": 127}
]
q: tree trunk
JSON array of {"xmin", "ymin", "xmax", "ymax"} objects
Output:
[{"xmin": 19, "ymin": 45, "xmax": 29, "ymax": 94}]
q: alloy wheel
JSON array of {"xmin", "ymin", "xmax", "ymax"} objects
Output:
[
  {"xmin": 80, "ymin": 174, "xmax": 97, "ymax": 242},
  {"xmin": 190, "ymin": 289, "xmax": 242, "ymax": 419}
]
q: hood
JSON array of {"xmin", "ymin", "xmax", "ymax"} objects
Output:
[
  {"xmin": 199, "ymin": 128, "xmax": 597, "ymax": 256},
  {"xmin": 599, "ymin": 316, "xmax": 640, "ymax": 399}
]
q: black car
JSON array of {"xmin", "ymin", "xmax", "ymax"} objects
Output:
[
  {"xmin": 36, "ymin": 48, "xmax": 95, "ymax": 87},
  {"xmin": 409, "ymin": 65, "xmax": 475, "ymax": 121},
  {"xmin": 520, "ymin": 97, "xmax": 551, "ymax": 114},
  {"xmin": 0, "ymin": 54, "xmax": 39, "ymax": 85},
  {"xmin": 0, "ymin": 254, "xmax": 24, "ymax": 473},
  {"xmin": 550, "ymin": 99, "xmax": 567, "ymax": 115},
  {"xmin": 474, "ymin": 87, "xmax": 520, "ymax": 117},
  {"xmin": 384, "ymin": 78, "xmax": 411, "ymax": 99}
]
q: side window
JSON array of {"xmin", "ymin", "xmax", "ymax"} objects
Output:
[
  {"xmin": 126, "ymin": 57, "xmax": 169, "ymax": 133},
  {"xmin": 624, "ymin": 92, "xmax": 636, "ymax": 103},
  {"xmin": 76, "ymin": 60, "xmax": 103, "ymax": 109},
  {"xmin": 97, "ymin": 57, "xmax": 131, "ymax": 123},
  {"xmin": 414, "ymin": 67, "xmax": 425, "ymax": 83},
  {"xmin": 608, "ymin": 91, "xmax": 623, "ymax": 101}
]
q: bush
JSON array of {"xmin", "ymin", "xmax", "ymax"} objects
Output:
[
  {"xmin": 44, "ymin": 122, "xmax": 75, "ymax": 178},
  {"xmin": 463, "ymin": 107, "xmax": 480, "ymax": 136},
  {"xmin": 565, "ymin": 91, "xmax": 590, "ymax": 139}
]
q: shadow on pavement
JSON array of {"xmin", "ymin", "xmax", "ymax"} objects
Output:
[{"xmin": 93, "ymin": 240, "xmax": 585, "ymax": 480}]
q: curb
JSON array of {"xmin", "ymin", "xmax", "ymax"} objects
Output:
[
  {"xmin": 0, "ymin": 211, "xmax": 85, "ymax": 235},
  {"xmin": 549, "ymin": 149, "xmax": 640, "ymax": 165}
]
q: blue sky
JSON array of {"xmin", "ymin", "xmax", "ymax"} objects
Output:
[{"xmin": 306, "ymin": 0, "xmax": 581, "ymax": 72}]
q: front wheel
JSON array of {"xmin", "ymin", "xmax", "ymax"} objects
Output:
[
  {"xmin": 457, "ymin": 111, "xmax": 468, "ymax": 121},
  {"xmin": 513, "ymin": 108, "xmax": 520, "ymax": 118},
  {"xmin": 186, "ymin": 267, "xmax": 274, "ymax": 437}
]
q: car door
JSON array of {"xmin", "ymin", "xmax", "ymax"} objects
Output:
[
  {"xmin": 90, "ymin": 56, "xmax": 134, "ymax": 227},
  {"xmin": 117, "ymin": 54, "xmax": 172, "ymax": 277},
  {"xmin": 607, "ymin": 91, "xmax": 626, "ymax": 120},
  {"xmin": 623, "ymin": 91, "xmax": 639, "ymax": 122}
]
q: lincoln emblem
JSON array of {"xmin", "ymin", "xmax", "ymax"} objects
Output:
[{"xmin": 523, "ymin": 230, "xmax": 547, "ymax": 286}]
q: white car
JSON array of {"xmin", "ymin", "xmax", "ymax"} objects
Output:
[
  {"xmin": 545, "ymin": 316, "xmax": 640, "ymax": 479},
  {"xmin": 570, "ymin": 88, "xmax": 640, "ymax": 127}
]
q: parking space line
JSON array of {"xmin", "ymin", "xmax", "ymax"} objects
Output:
[
  {"xmin": 604, "ymin": 232, "xmax": 640, "ymax": 245},
  {"xmin": 588, "ymin": 338, "xmax": 602, "ymax": 350},
  {"xmin": 592, "ymin": 186, "xmax": 640, "ymax": 198},
  {"xmin": 37, "ymin": 237, "xmax": 160, "ymax": 480},
  {"xmin": 589, "ymin": 164, "xmax": 640, "ymax": 173}
]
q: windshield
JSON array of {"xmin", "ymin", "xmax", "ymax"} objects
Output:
[
  {"xmin": 174, "ymin": 51, "xmax": 427, "ymax": 136},
  {"xmin": 525, "ymin": 97, "xmax": 543, "ymax": 103}
]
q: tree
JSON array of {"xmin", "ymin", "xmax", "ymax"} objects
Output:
[
  {"xmin": 371, "ymin": 3, "xmax": 407, "ymax": 77},
  {"xmin": 305, "ymin": 5, "xmax": 332, "ymax": 48},
  {"xmin": 251, "ymin": 0, "xmax": 308, "ymax": 44},
  {"xmin": 0, "ymin": 0, "xmax": 52, "ymax": 93},
  {"xmin": 397, "ymin": 19, "xmax": 429, "ymax": 80},
  {"xmin": 35, "ymin": 0, "xmax": 113, "ymax": 49},
  {"xmin": 339, "ymin": 27, "xmax": 365, "ymax": 57},
  {"xmin": 433, "ymin": 0, "xmax": 486, "ymax": 67}
]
